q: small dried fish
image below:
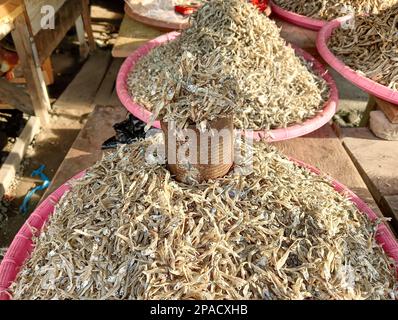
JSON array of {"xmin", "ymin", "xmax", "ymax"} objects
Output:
[
  {"xmin": 9, "ymin": 137, "xmax": 397, "ymax": 300},
  {"xmin": 274, "ymin": 0, "xmax": 398, "ymax": 21},
  {"xmin": 330, "ymin": 5, "xmax": 398, "ymax": 91},
  {"xmin": 128, "ymin": 0, "xmax": 328, "ymax": 130}
]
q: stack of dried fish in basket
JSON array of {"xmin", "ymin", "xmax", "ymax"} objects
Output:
[
  {"xmin": 9, "ymin": 136, "xmax": 398, "ymax": 300},
  {"xmin": 6, "ymin": 0, "xmax": 398, "ymax": 301},
  {"xmin": 329, "ymin": 5, "xmax": 398, "ymax": 91},
  {"xmin": 274, "ymin": 0, "xmax": 398, "ymax": 21},
  {"xmin": 128, "ymin": 0, "xmax": 329, "ymax": 130}
]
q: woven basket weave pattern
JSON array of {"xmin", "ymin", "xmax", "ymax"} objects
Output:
[{"xmin": 161, "ymin": 117, "xmax": 234, "ymax": 183}]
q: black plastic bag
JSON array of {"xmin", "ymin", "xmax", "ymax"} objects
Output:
[{"xmin": 102, "ymin": 115, "xmax": 147, "ymax": 150}]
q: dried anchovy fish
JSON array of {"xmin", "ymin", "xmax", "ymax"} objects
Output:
[
  {"xmin": 128, "ymin": 0, "xmax": 328, "ymax": 130},
  {"xmin": 274, "ymin": 0, "xmax": 398, "ymax": 21},
  {"xmin": 330, "ymin": 5, "xmax": 398, "ymax": 91},
  {"xmin": 10, "ymin": 138, "xmax": 397, "ymax": 300}
]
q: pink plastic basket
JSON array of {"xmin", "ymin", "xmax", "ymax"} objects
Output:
[
  {"xmin": 1, "ymin": 160, "xmax": 397, "ymax": 300},
  {"xmin": 317, "ymin": 16, "xmax": 398, "ymax": 105},
  {"xmin": 270, "ymin": 1, "xmax": 327, "ymax": 31},
  {"xmin": 0, "ymin": 171, "xmax": 85, "ymax": 300},
  {"xmin": 116, "ymin": 32, "xmax": 339, "ymax": 142}
]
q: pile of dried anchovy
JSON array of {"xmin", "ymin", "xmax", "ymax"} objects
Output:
[
  {"xmin": 10, "ymin": 138, "xmax": 397, "ymax": 300},
  {"xmin": 128, "ymin": 0, "xmax": 328, "ymax": 130},
  {"xmin": 274, "ymin": 0, "xmax": 398, "ymax": 21},
  {"xmin": 330, "ymin": 5, "xmax": 398, "ymax": 91}
]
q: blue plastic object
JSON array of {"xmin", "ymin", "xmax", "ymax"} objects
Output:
[{"xmin": 19, "ymin": 165, "xmax": 50, "ymax": 214}]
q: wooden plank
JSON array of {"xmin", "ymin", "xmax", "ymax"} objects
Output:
[
  {"xmin": 33, "ymin": 0, "xmax": 82, "ymax": 64},
  {"xmin": 0, "ymin": 0, "xmax": 23, "ymax": 40},
  {"xmin": 81, "ymin": 0, "xmax": 96, "ymax": 51},
  {"xmin": 93, "ymin": 58, "xmax": 123, "ymax": 106},
  {"xmin": 109, "ymin": 85, "xmax": 122, "ymax": 108},
  {"xmin": 53, "ymin": 50, "xmax": 111, "ymax": 110},
  {"xmin": 0, "ymin": 103, "xmax": 16, "ymax": 109},
  {"xmin": 342, "ymin": 127, "xmax": 398, "ymax": 203},
  {"xmin": 0, "ymin": 0, "xmax": 21, "ymax": 18},
  {"xmin": 375, "ymin": 97, "xmax": 398, "ymax": 124},
  {"xmin": 0, "ymin": 78, "xmax": 34, "ymax": 114},
  {"xmin": 24, "ymin": 0, "xmax": 65, "ymax": 36},
  {"xmin": 275, "ymin": 125, "xmax": 382, "ymax": 216},
  {"xmin": 39, "ymin": 52, "xmax": 113, "ymax": 201},
  {"xmin": 0, "ymin": 116, "xmax": 40, "ymax": 199},
  {"xmin": 11, "ymin": 13, "xmax": 50, "ymax": 125},
  {"xmin": 41, "ymin": 57, "xmax": 54, "ymax": 85},
  {"xmin": 112, "ymin": 14, "xmax": 164, "ymax": 58},
  {"xmin": 42, "ymin": 57, "xmax": 127, "ymax": 199},
  {"xmin": 0, "ymin": 22, "xmax": 14, "ymax": 41},
  {"xmin": 75, "ymin": 15, "xmax": 89, "ymax": 59},
  {"xmin": 0, "ymin": 57, "xmax": 54, "ymax": 85},
  {"xmin": 380, "ymin": 195, "xmax": 398, "ymax": 232},
  {"xmin": 43, "ymin": 104, "xmax": 128, "ymax": 198}
]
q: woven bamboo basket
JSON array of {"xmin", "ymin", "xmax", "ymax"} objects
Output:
[{"xmin": 161, "ymin": 116, "xmax": 234, "ymax": 183}]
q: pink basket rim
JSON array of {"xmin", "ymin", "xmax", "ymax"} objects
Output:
[
  {"xmin": 1, "ymin": 160, "xmax": 397, "ymax": 300},
  {"xmin": 316, "ymin": 16, "xmax": 398, "ymax": 105},
  {"xmin": 0, "ymin": 171, "xmax": 85, "ymax": 300},
  {"xmin": 116, "ymin": 32, "xmax": 339, "ymax": 142},
  {"xmin": 270, "ymin": 0, "xmax": 326, "ymax": 31}
]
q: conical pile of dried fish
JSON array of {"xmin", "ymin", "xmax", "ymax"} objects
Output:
[
  {"xmin": 128, "ymin": 0, "xmax": 328, "ymax": 130},
  {"xmin": 9, "ymin": 137, "xmax": 397, "ymax": 300},
  {"xmin": 330, "ymin": 5, "xmax": 398, "ymax": 91},
  {"xmin": 274, "ymin": 0, "xmax": 398, "ymax": 21}
]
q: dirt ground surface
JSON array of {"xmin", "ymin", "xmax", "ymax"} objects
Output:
[{"xmin": 0, "ymin": 0, "xmax": 124, "ymax": 249}]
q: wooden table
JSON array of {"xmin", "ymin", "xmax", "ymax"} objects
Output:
[
  {"xmin": 112, "ymin": 10, "xmax": 165, "ymax": 58},
  {"xmin": 342, "ymin": 128, "xmax": 398, "ymax": 231},
  {"xmin": 1, "ymin": 0, "xmax": 96, "ymax": 122},
  {"xmin": 0, "ymin": 0, "xmax": 96, "ymax": 199},
  {"xmin": 0, "ymin": 0, "xmax": 22, "ymax": 40}
]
